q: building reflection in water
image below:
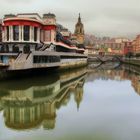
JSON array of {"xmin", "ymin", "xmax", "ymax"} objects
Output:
[
  {"xmin": 0, "ymin": 68, "xmax": 86, "ymax": 130},
  {"xmin": 87, "ymin": 63, "xmax": 140, "ymax": 96},
  {"xmin": 1, "ymin": 64, "xmax": 140, "ymax": 131}
]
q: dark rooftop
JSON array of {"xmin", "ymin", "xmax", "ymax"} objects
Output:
[{"xmin": 43, "ymin": 13, "xmax": 56, "ymax": 18}]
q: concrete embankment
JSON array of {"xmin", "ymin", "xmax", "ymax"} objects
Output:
[
  {"xmin": 59, "ymin": 59, "xmax": 87, "ymax": 70},
  {"xmin": 0, "ymin": 59, "xmax": 88, "ymax": 79}
]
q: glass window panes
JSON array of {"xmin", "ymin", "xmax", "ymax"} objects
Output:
[{"xmin": 24, "ymin": 26, "xmax": 30, "ymax": 41}]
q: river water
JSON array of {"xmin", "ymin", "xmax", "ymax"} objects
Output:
[{"xmin": 0, "ymin": 63, "xmax": 140, "ymax": 140}]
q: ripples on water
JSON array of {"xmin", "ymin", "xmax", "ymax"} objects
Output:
[{"xmin": 0, "ymin": 63, "xmax": 140, "ymax": 140}]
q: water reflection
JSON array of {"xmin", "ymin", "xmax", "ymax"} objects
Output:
[
  {"xmin": 87, "ymin": 63, "xmax": 140, "ymax": 96},
  {"xmin": 1, "ymin": 63, "xmax": 140, "ymax": 140},
  {"xmin": 0, "ymin": 68, "xmax": 86, "ymax": 130},
  {"xmin": 88, "ymin": 62, "xmax": 121, "ymax": 70}
]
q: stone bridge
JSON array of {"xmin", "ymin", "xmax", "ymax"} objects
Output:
[{"xmin": 88, "ymin": 54, "xmax": 124, "ymax": 63}]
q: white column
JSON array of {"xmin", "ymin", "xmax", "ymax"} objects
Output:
[
  {"xmin": 19, "ymin": 26, "xmax": 22, "ymax": 42},
  {"xmin": 52, "ymin": 30, "xmax": 56, "ymax": 43},
  {"xmin": 21, "ymin": 26, "xmax": 24, "ymax": 41},
  {"xmin": 22, "ymin": 108, "xmax": 25, "ymax": 123},
  {"xmin": 21, "ymin": 108, "xmax": 24, "ymax": 123},
  {"xmin": 30, "ymin": 107, "xmax": 35, "ymax": 122},
  {"xmin": 8, "ymin": 26, "xmax": 11, "ymax": 42},
  {"xmin": 3, "ymin": 27, "xmax": 6, "ymax": 42},
  {"xmin": 37, "ymin": 28, "xmax": 40, "ymax": 43},
  {"xmin": 30, "ymin": 26, "xmax": 33, "ymax": 42},
  {"xmin": 11, "ymin": 26, "xmax": 13, "ymax": 41},
  {"xmin": 51, "ymin": 30, "xmax": 54, "ymax": 42},
  {"xmin": 10, "ymin": 108, "xmax": 14, "ymax": 123},
  {"xmin": 29, "ymin": 26, "xmax": 31, "ymax": 42},
  {"xmin": 32, "ymin": 27, "xmax": 34, "ymax": 42},
  {"xmin": 10, "ymin": 26, "xmax": 13, "ymax": 42},
  {"xmin": 40, "ymin": 30, "xmax": 44, "ymax": 42}
]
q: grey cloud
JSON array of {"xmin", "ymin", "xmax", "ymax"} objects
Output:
[
  {"xmin": 0, "ymin": 0, "xmax": 140, "ymax": 38},
  {"xmin": 4, "ymin": 0, "xmax": 33, "ymax": 3},
  {"xmin": 104, "ymin": 7, "xmax": 140, "ymax": 23}
]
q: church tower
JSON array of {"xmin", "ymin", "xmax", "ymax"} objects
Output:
[
  {"xmin": 74, "ymin": 13, "xmax": 85, "ymax": 44},
  {"xmin": 74, "ymin": 82, "xmax": 84, "ymax": 111}
]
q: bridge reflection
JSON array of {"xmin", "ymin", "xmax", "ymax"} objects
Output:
[
  {"xmin": 0, "ymin": 68, "xmax": 86, "ymax": 130},
  {"xmin": 88, "ymin": 54, "xmax": 123, "ymax": 63},
  {"xmin": 87, "ymin": 63, "xmax": 140, "ymax": 96},
  {"xmin": 88, "ymin": 62, "xmax": 122, "ymax": 70}
]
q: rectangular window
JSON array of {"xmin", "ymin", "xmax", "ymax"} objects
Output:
[
  {"xmin": 13, "ymin": 25, "xmax": 19, "ymax": 41},
  {"xmin": 33, "ymin": 55, "xmax": 60, "ymax": 63},
  {"xmin": 24, "ymin": 26, "xmax": 30, "ymax": 41},
  {"xmin": 6, "ymin": 26, "xmax": 9, "ymax": 41},
  {"xmin": 34, "ymin": 27, "xmax": 37, "ymax": 41}
]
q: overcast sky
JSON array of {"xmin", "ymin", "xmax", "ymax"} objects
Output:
[{"xmin": 1, "ymin": 0, "xmax": 140, "ymax": 38}]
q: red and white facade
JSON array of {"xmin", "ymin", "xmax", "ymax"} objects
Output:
[
  {"xmin": 3, "ymin": 18, "xmax": 42, "ymax": 43},
  {"xmin": 3, "ymin": 13, "xmax": 57, "ymax": 43},
  {"xmin": 1, "ymin": 13, "xmax": 85, "ymax": 54},
  {"xmin": 1, "ymin": 13, "xmax": 57, "ymax": 52}
]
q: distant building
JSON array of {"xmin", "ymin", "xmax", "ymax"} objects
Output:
[
  {"xmin": 133, "ymin": 35, "xmax": 140, "ymax": 56},
  {"xmin": 114, "ymin": 38, "xmax": 130, "ymax": 43},
  {"xmin": 104, "ymin": 40, "xmax": 123, "ymax": 55},
  {"xmin": 60, "ymin": 27, "xmax": 71, "ymax": 40},
  {"xmin": 123, "ymin": 41, "xmax": 133, "ymax": 56},
  {"xmin": 74, "ymin": 14, "xmax": 84, "ymax": 45},
  {"xmin": 132, "ymin": 39, "xmax": 136, "ymax": 55},
  {"xmin": 85, "ymin": 45, "xmax": 95, "ymax": 55},
  {"xmin": 103, "ymin": 37, "xmax": 131, "ymax": 55}
]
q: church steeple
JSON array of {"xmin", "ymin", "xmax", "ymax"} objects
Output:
[
  {"xmin": 74, "ymin": 13, "xmax": 85, "ymax": 44},
  {"xmin": 78, "ymin": 13, "xmax": 81, "ymax": 23},
  {"xmin": 75, "ymin": 13, "xmax": 84, "ymax": 35},
  {"xmin": 74, "ymin": 82, "xmax": 84, "ymax": 111}
]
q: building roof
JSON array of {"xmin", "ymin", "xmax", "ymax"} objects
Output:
[
  {"xmin": 17, "ymin": 13, "xmax": 41, "ymax": 17},
  {"xmin": 4, "ymin": 14, "xmax": 16, "ymax": 19},
  {"xmin": 17, "ymin": 13, "xmax": 42, "ymax": 21},
  {"xmin": 43, "ymin": 13, "xmax": 56, "ymax": 18},
  {"xmin": 4, "ymin": 17, "xmax": 43, "ymax": 25}
]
